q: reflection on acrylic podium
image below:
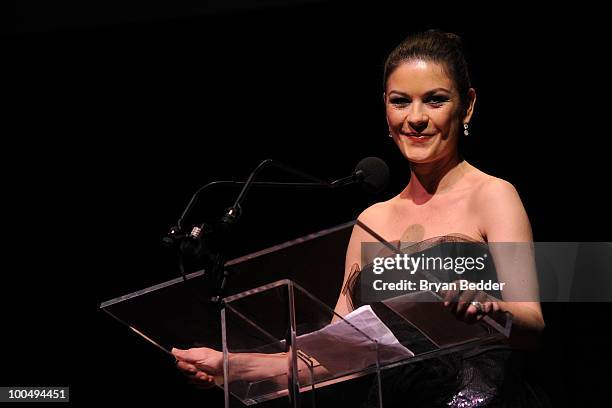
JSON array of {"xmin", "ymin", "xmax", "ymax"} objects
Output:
[{"xmin": 101, "ymin": 221, "xmax": 511, "ymax": 407}]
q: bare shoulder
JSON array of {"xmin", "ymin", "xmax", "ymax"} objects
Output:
[
  {"xmin": 467, "ymin": 170, "xmax": 532, "ymax": 242},
  {"xmin": 357, "ymin": 200, "xmax": 390, "ymax": 223},
  {"xmin": 351, "ymin": 198, "xmax": 395, "ymax": 240},
  {"xmin": 472, "ymin": 174, "xmax": 523, "ymax": 210},
  {"xmin": 459, "ymin": 163, "xmax": 530, "ymax": 241}
]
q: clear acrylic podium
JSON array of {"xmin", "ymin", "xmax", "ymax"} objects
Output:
[
  {"xmin": 220, "ymin": 279, "xmax": 386, "ymax": 407},
  {"xmin": 100, "ymin": 220, "xmax": 512, "ymax": 407}
]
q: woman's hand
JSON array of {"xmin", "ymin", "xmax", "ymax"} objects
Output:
[
  {"xmin": 172, "ymin": 347, "xmax": 223, "ymax": 390},
  {"xmin": 440, "ymin": 281, "xmax": 501, "ymax": 323}
]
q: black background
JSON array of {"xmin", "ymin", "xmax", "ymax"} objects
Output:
[{"xmin": 5, "ymin": 0, "xmax": 611, "ymax": 406}]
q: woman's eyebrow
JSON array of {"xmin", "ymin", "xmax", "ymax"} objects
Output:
[
  {"xmin": 424, "ymin": 88, "xmax": 452, "ymax": 95},
  {"xmin": 388, "ymin": 88, "xmax": 452, "ymax": 97}
]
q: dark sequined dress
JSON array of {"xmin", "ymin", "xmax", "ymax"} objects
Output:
[{"xmin": 342, "ymin": 235, "xmax": 549, "ymax": 408}]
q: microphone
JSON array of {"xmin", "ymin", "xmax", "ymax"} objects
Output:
[
  {"xmin": 330, "ymin": 157, "xmax": 390, "ymax": 194},
  {"xmin": 163, "ymin": 157, "xmax": 390, "ymax": 298},
  {"xmin": 223, "ymin": 157, "xmax": 390, "ymax": 225},
  {"xmin": 163, "ymin": 157, "xmax": 390, "ymax": 248}
]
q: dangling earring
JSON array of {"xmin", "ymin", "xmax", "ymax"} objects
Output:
[
  {"xmin": 388, "ymin": 133, "xmax": 393, "ymax": 138},
  {"xmin": 463, "ymin": 123, "xmax": 470, "ymax": 136}
]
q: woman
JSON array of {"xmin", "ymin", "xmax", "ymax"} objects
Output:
[{"xmin": 173, "ymin": 30, "xmax": 547, "ymax": 406}]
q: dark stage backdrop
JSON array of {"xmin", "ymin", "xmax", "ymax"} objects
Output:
[{"xmin": 5, "ymin": 1, "xmax": 610, "ymax": 406}]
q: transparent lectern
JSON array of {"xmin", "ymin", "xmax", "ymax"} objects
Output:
[{"xmin": 100, "ymin": 220, "xmax": 512, "ymax": 408}]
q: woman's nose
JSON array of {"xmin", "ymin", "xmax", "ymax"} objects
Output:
[
  {"xmin": 406, "ymin": 105, "xmax": 428, "ymax": 132},
  {"xmin": 408, "ymin": 119, "xmax": 428, "ymax": 133},
  {"xmin": 407, "ymin": 114, "xmax": 428, "ymax": 133}
]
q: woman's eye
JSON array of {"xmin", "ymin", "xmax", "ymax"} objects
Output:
[
  {"xmin": 426, "ymin": 96, "xmax": 449, "ymax": 105},
  {"xmin": 389, "ymin": 96, "xmax": 449, "ymax": 106},
  {"xmin": 390, "ymin": 98, "xmax": 410, "ymax": 105}
]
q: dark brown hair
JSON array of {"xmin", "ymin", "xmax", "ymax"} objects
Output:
[{"xmin": 384, "ymin": 30, "xmax": 472, "ymax": 115}]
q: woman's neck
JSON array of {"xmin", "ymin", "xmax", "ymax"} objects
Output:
[{"xmin": 404, "ymin": 154, "xmax": 468, "ymax": 201}]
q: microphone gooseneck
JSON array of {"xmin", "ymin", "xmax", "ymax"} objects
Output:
[{"xmin": 163, "ymin": 156, "xmax": 390, "ymax": 300}]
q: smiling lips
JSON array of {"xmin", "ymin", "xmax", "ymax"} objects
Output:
[
  {"xmin": 402, "ymin": 132, "xmax": 434, "ymax": 142},
  {"xmin": 403, "ymin": 132, "xmax": 434, "ymax": 137}
]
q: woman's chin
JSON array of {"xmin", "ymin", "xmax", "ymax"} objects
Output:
[{"xmin": 402, "ymin": 151, "xmax": 433, "ymax": 164}]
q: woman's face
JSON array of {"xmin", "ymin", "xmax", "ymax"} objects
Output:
[{"xmin": 385, "ymin": 59, "xmax": 473, "ymax": 164}]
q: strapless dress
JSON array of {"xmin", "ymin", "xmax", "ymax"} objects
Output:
[{"xmin": 343, "ymin": 235, "xmax": 550, "ymax": 408}]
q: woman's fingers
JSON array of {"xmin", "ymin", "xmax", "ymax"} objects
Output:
[
  {"xmin": 466, "ymin": 291, "xmax": 489, "ymax": 318},
  {"xmin": 476, "ymin": 301, "xmax": 492, "ymax": 319},
  {"xmin": 176, "ymin": 360, "xmax": 198, "ymax": 376},
  {"xmin": 172, "ymin": 347, "xmax": 199, "ymax": 364},
  {"xmin": 172, "ymin": 347, "xmax": 223, "ymax": 375},
  {"xmin": 440, "ymin": 285, "xmax": 495, "ymax": 321},
  {"xmin": 457, "ymin": 289, "xmax": 477, "ymax": 314},
  {"xmin": 439, "ymin": 282, "xmax": 499, "ymax": 322},
  {"xmin": 187, "ymin": 375, "xmax": 216, "ymax": 390},
  {"xmin": 441, "ymin": 285, "xmax": 460, "ymax": 306},
  {"xmin": 176, "ymin": 358, "xmax": 217, "ymax": 389},
  {"xmin": 172, "ymin": 348, "xmax": 215, "ymax": 390},
  {"xmin": 195, "ymin": 371, "xmax": 215, "ymax": 383}
]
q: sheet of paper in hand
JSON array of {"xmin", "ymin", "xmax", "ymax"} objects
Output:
[{"xmin": 296, "ymin": 305, "xmax": 413, "ymax": 374}]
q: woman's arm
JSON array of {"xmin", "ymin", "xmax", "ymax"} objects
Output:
[
  {"xmin": 175, "ymin": 207, "xmax": 382, "ymax": 386},
  {"xmin": 332, "ymin": 205, "xmax": 384, "ymax": 323},
  {"xmin": 172, "ymin": 347, "xmax": 320, "ymax": 386},
  {"xmin": 331, "ymin": 225, "xmax": 362, "ymax": 323},
  {"xmin": 474, "ymin": 178, "xmax": 545, "ymax": 349}
]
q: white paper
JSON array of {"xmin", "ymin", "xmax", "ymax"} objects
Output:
[{"xmin": 296, "ymin": 305, "xmax": 414, "ymax": 373}]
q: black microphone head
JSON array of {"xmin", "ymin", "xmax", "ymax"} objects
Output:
[{"xmin": 355, "ymin": 157, "xmax": 389, "ymax": 194}]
